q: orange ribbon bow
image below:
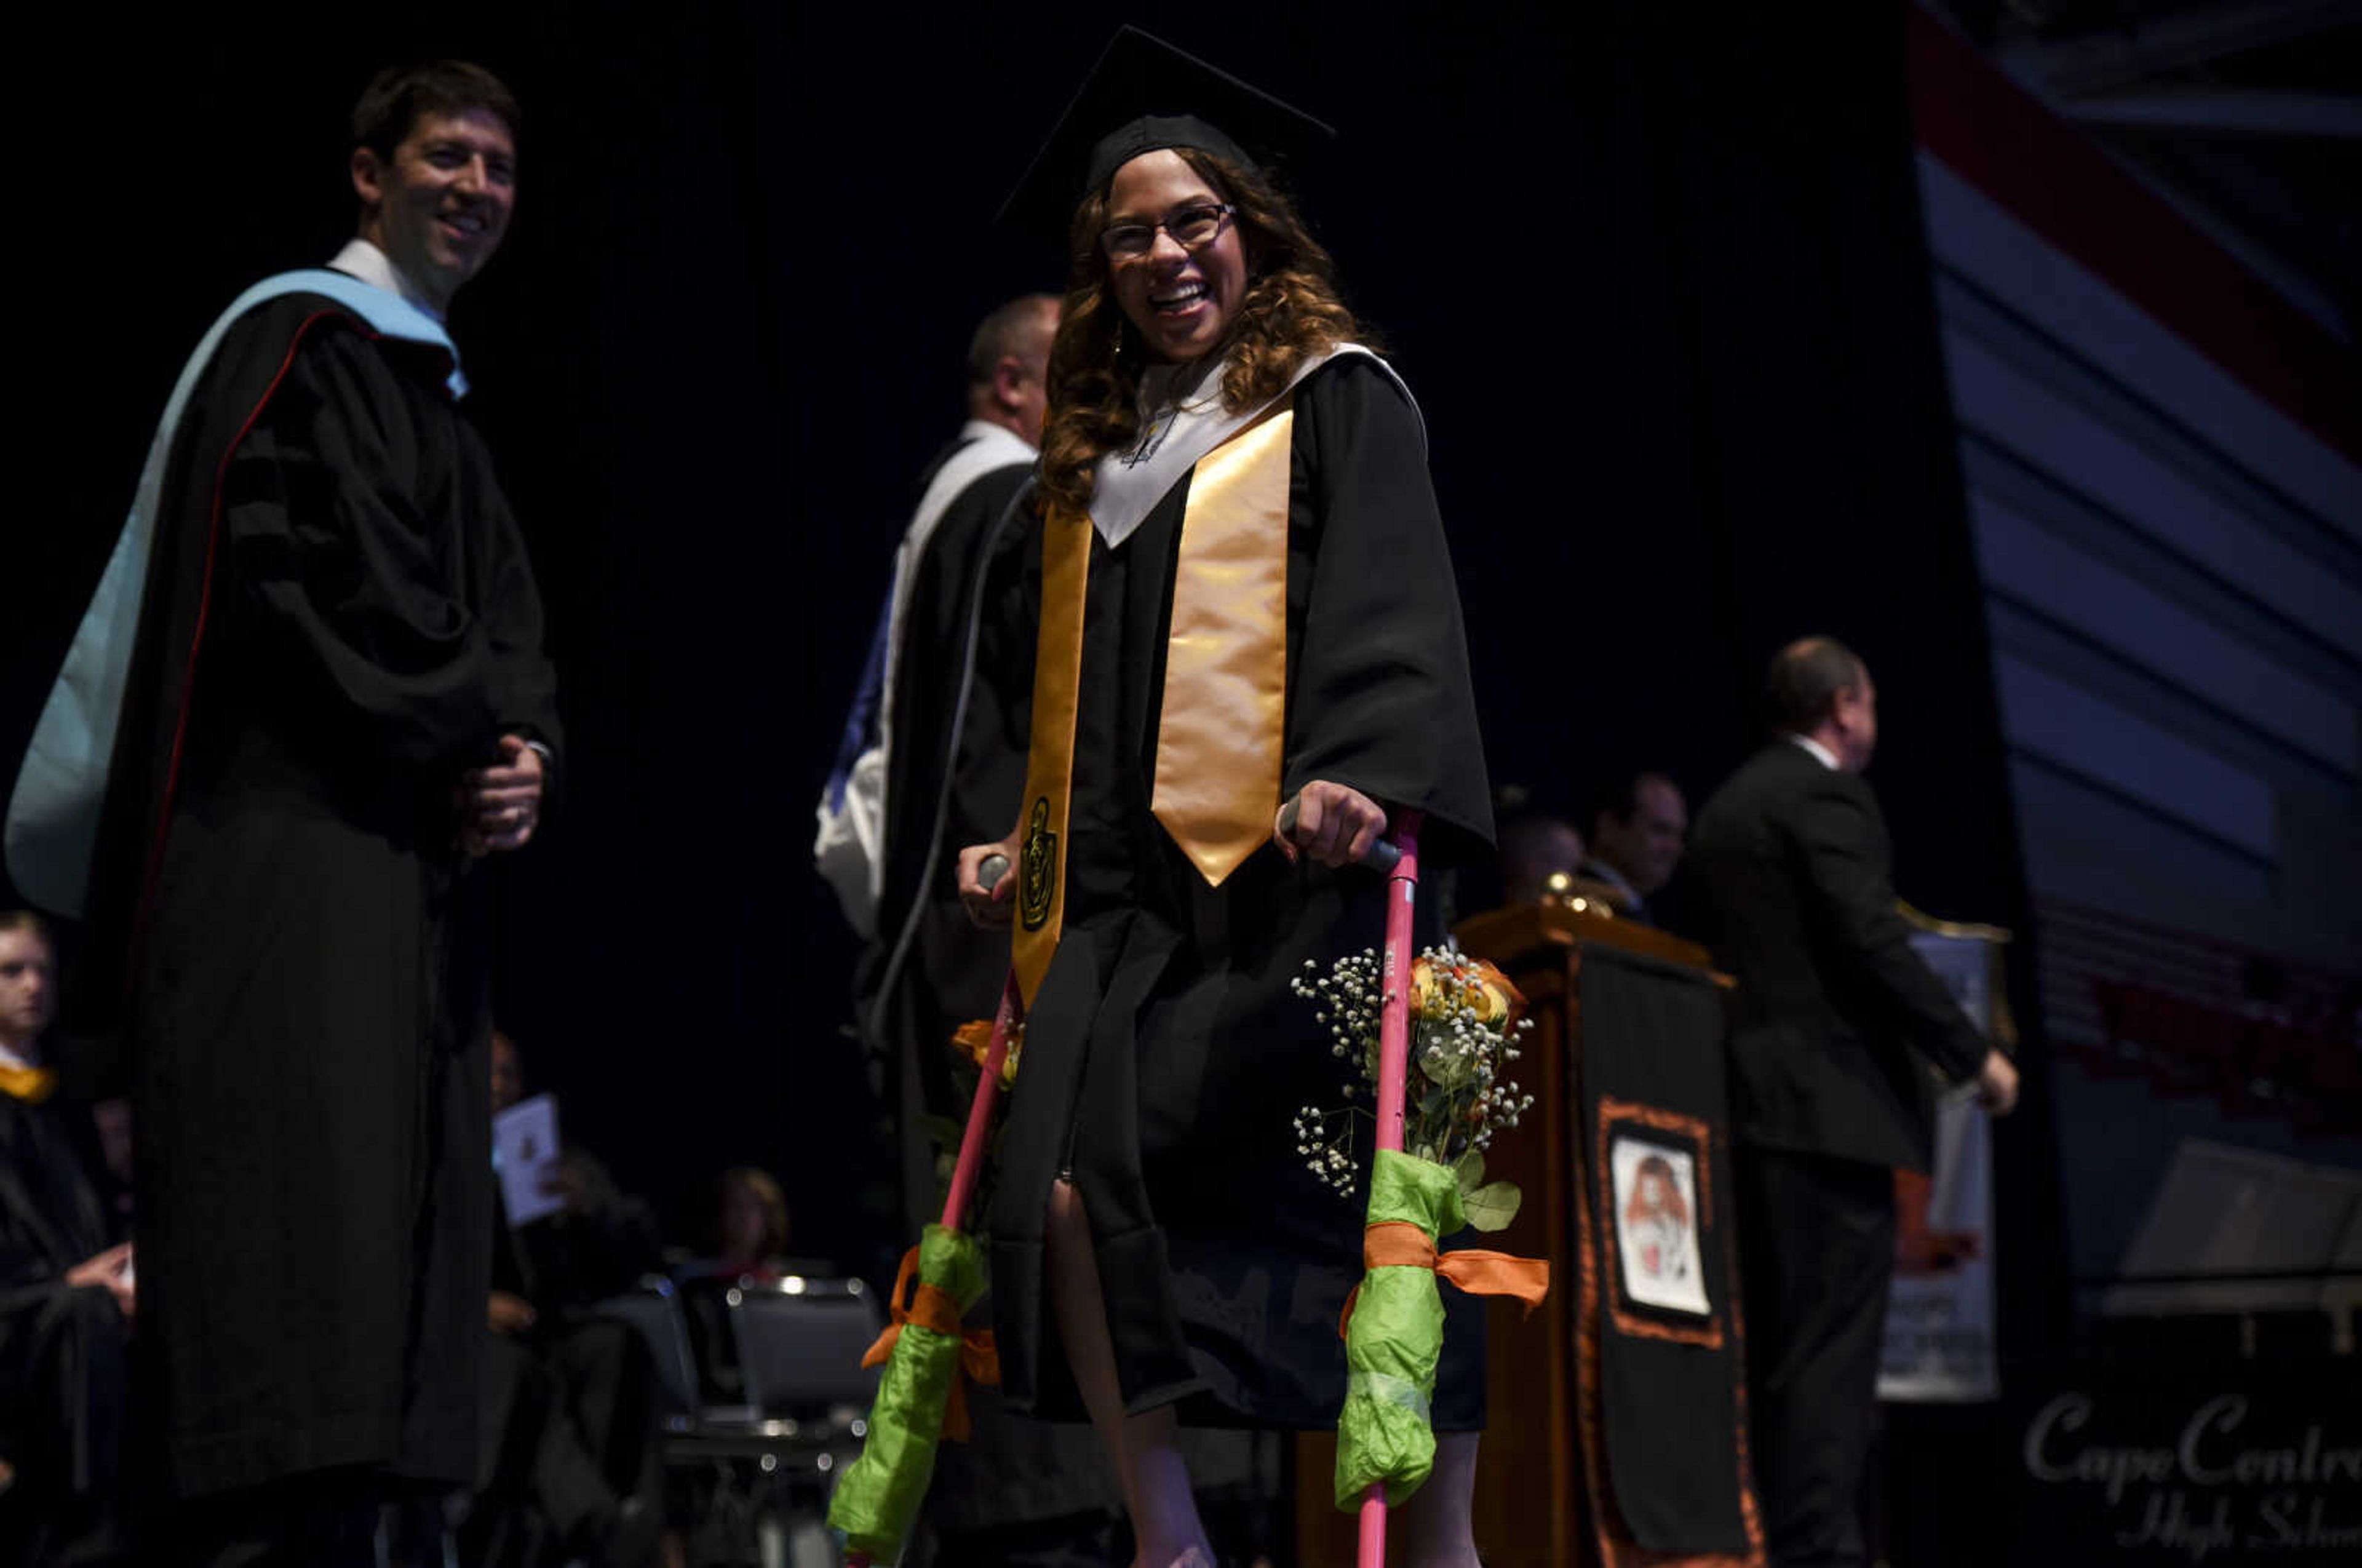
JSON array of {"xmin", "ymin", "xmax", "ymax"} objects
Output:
[
  {"xmin": 861, "ymin": 1245, "xmax": 1001, "ymax": 1442},
  {"xmin": 1338, "ymin": 1220, "xmax": 1553, "ymax": 1335}
]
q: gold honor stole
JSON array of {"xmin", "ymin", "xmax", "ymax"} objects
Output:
[
  {"xmin": 0, "ymin": 1062, "xmax": 58, "ymax": 1104},
  {"xmin": 1011, "ymin": 404, "xmax": 1295, "ymax": 1006}
]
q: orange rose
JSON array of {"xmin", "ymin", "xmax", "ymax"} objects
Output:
[
  {"xmin": 950, "ymin": 1018, "xmax": 1023, "ymax": 1086},
  {"xmin": 1409, "ymin": 956, "xmax": 1524, "ymax": 1029},
  {"xmin": 1466, "ymin": 960, "xmax": 1524, "ymax": 1027},
  {"xmin": 1407, "ymin": 957, "xmax": 1442, "ymax": 1021}
]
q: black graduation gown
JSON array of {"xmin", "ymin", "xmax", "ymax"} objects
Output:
[
  {"xmin": 0, "ymin": 1086, "xmax": 127, "ymax": 1508},
  {"xmin": 875, "ymin": 445, "xmax": 1039, "ymax": 963},
  {"xmin": 863, "ymin": 445, "xmax": 1037, "ymax": 1235},
  {"xmin": 68, "ymin": 292, "xmax": 560, "ymax": 1502},
  {"xmin": 984, "ymin": 355, "xmax": 1494, "ymax": 1430},
  {"xmin": 863, "ymin": 449, "xmax": 1137, "ymax": 1534}
]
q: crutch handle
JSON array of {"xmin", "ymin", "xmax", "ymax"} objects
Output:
[{"xmin": 1278, "ymin": 797, "xmax": 1403, "ymax": 872}]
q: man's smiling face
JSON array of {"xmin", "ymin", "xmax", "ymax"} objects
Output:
[{"xmin": 353, "ymin": 107, "xmax": 517, "ymax": 311}]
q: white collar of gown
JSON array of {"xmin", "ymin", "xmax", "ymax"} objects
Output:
[{"xmin": 1084, "ymin": 342, "xmax": 1422, "ymax": 548}]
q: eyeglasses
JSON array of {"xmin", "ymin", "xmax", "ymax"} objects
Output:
[{"xmin": 1099, "ymin": 202, "xmax": 1236, "ymax": 261}]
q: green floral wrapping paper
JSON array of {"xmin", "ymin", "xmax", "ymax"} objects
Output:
[
  {"xmin": 1335, "ymin": 1149, "xmax": 1466, "ymax": 1510},
  {"xmin": 827, "ymin": 1223, "xmax": 987, "ymax": 1561}
]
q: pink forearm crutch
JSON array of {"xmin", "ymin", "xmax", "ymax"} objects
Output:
[{"xmin": 1359, "ymin": 810, "xmax": 1422, "ymax": 1566}]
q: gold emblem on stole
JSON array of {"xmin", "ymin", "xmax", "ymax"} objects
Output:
[{"xmin": 1019, "ymin": 796, "xmax": 1057, "ymax": 931}]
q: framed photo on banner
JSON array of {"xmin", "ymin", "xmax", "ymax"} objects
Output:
[{"xmin": 1610, "ymin": 1136, "xmax": 1712, "ymax": 1318}]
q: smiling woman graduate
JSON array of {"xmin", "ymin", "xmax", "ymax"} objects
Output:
[{"xmin": 953, "ymin": 29, "xmax": 1493, "ymax": 1566}]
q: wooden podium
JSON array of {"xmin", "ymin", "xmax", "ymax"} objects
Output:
[{"xmin": 1297, "ymin": 897, "xmax": 1733, "ymax": 1567}]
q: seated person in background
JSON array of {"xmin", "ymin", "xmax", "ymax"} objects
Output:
[
  {"xmin": 1581, "ymin": 768, "xmax": 1689, "ymax": 925},
  {"xmin": 1498, "ymin": 808, "xmax": 1589, "ymax": 906},
  {"xmin": 676, "ymin": 1166, "xmax": 795, "ymax": 1284},
  {"xmin": 665, "ymin": 1168, "xmax": 808, "ymax": 1425},
  {"xmin": 0, "ymin": 912, "xmax": 132, "ymax": 1567},
  {"xmin": 468, "ymin": 1030, "xmax": 667, "ymax": 1568},
  {"xmin": 1482, "ymin": 789, "xmax": 1629, "ymax": 915},
  {"xmin": 490, "ymin": 1032, "xmax": 664, "ymax": 1316}
]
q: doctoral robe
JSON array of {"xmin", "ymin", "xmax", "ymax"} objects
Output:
[
  {"xmin": 984, "ymin": 354, "xmax": 1493, "ymax": 1429},
  {"xmin": 866, "ymin": 442, "xmax": 1037, "ymax": 1219},
  {"xmin": 66, "ymin": 289, "xmax": 560, "ymax": 1502}
]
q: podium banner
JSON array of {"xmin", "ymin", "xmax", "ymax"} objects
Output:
[{"xmin": 1577, "ymin": 944, "xmax": 1763, "ymax": 1564}]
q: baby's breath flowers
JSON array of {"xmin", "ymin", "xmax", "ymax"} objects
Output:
[{"xmin": 1290, "ymin": 945, "xmax": 1537, "ymax": 1227}]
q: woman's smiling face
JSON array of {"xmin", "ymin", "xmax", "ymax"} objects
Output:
[{"xmin": 1102, "ymin": 149, "xmax": 1248, "ymax": 364}]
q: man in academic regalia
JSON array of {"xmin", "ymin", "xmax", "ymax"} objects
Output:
[
  {"xmin": 817, "ymin": 290, "xmax": 1057, "ymax": 1121},
  {"xmin": 0, "ymin": 912, "xmax": 132, "ymax": 1566},
  {"xmin": 6, "ymin": 60, "xmax": 560, "ymax": 1566},
  {"xmin": 816, "ymin": 295, "xmax": 1156, "ymax": 1564},
  {"xmin": 1684, "ymin": 639, "xmax": 2018, "ymax": 1568}
]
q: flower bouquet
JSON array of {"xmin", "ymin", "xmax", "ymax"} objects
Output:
[
  {"xmin": 1293, "ymin": 949, "xmax": 1536, "ymax": 1222},
  {"xmin": 1293, "ymin": 944, "xmax": 1549, "ymax": 1513}
]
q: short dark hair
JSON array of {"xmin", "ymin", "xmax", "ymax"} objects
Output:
[
  {"xmin": 966, "ymin": 294, "xmax": 1059, "ymax": 389},
  {"xmin": 1764, "ymin": 636, "xmax": 1867, "ymax": 734},
  {"xmin": 1498, "ymin": 810, "xmax": 1582, "ymax": 864},
  {"xmin": 0, "ymin": 910, "xmax": 52, "ymax": 945},
  {"xmin": 351, "ymin": 60, "xmax": 521, "ymax": 165},
  {"xmin": 1582, "ymin": 768, "xmax": 1660, "ymax": 832}
]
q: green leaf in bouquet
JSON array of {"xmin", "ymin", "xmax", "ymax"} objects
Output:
[
  {"xmin": 1463, "ymin": 1180, "xmax": 1522, "ymax": 1233},
  {"xmin": 1452, "ymin": 1149, "xmax": 1485, "ymax": 1196},
  {"xmin": 1415, "ymin": 1025, "xmax": 1473, "ymax": 1090}
]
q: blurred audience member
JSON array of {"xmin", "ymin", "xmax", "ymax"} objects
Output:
[
  {"xmin": 680, "ymin": 1166, "xmax": 793, "ymax": 1283},
  {"xmin": 665, "ymin": 1168, "xmax": 802, "ymax": 1425},
  {"xmin": 490, "ymin": 1032, "xmax": 664, "ymax": 1313},
  {"xmin": 1582, "ymin": 769, "xmax": 1688, "ymax": 925},
  {"xmin": 1498, "ymin": 810, "xmax": 1589, "ymax": 907},
  {"xmin": 0, "ymin": 912, "xmax": 130, "ymax": 1566},
  {"xmin": 467, "ymin": 1031, "xmax": 667, "ymax": 1568}
]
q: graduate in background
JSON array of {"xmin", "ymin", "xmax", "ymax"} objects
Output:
[
  {"xmin": 956, "ymin": 30, "xmax": 1493, "ymax": 1567},
  {"xmin": 0, "ymin": 912, "xmax": 132, "ymax": 1567},
  {"xmin": 7, "ymin": 61, "xmax": 560, "ymax": 1566}
]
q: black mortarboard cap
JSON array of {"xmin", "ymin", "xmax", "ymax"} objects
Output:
[{"xmin": 998, "ymin": 26, "xmax": 1334, "ymax": 248}]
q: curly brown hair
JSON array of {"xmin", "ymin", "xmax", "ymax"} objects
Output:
[{"xmin": 1036, "ymin": 147, "xmax": 1369, "ymax": 520}]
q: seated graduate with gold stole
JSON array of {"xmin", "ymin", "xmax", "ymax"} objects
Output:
[{"xmin": 952, "ymin": 28, "xmax": 1495, "ymax": 1568}]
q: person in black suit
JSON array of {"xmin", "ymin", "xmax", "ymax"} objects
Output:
[
  {"xmin": 1580, "ymin": 768, "xmax": 1688, "ymax": 925},
  {"xmin": 1684, "ymin": 637, "xmax": 2019, "ymax": 1568}
]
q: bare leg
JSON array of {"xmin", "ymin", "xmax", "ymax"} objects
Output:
[
  {"xmin": 1391, "ymin": 1430, "xmax": 1482, "ymax": 1568},
  {"xmin": 1046, "ymin": 1177, "xmax": 1212, "ymax": 1568}
]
